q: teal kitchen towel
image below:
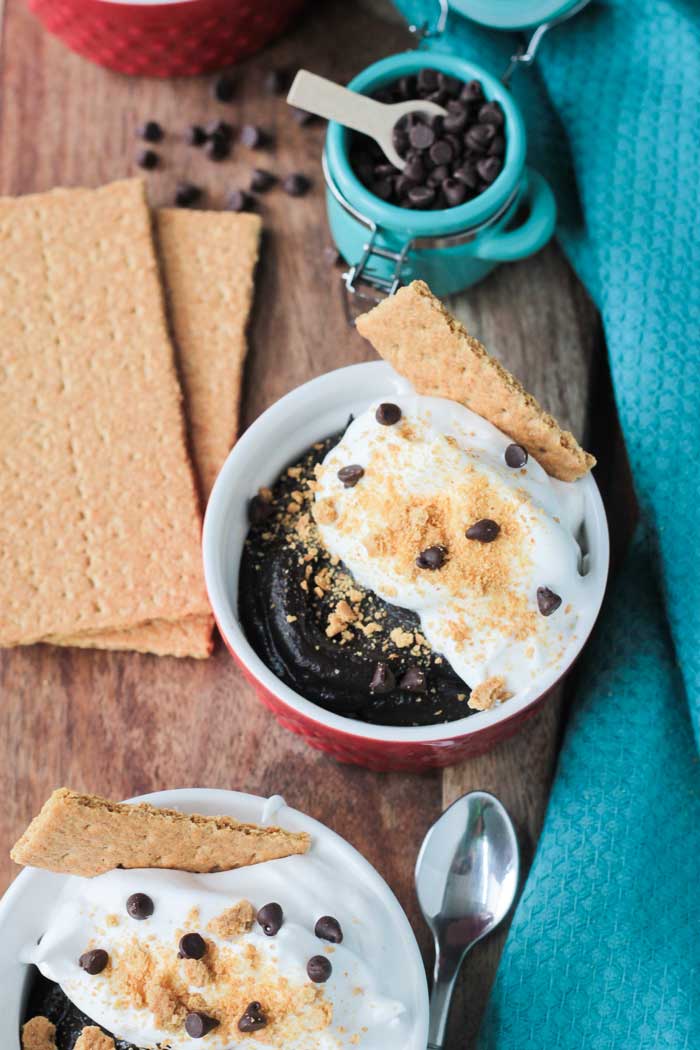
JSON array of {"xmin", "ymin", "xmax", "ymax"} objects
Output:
[{"xmin": 390, "ymin": 1, "xmax": 700, "ymax": 1045}]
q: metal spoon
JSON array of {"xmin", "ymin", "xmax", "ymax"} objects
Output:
[
  {"xmin": 415, "ymin": 791, "xmax": 519, "ymax": 1049},
  {"xmin": 287, "ymin": 70, "xmax": 446, "ymax": 170}
]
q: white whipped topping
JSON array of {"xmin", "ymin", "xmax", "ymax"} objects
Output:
[
  {"xmin": 314, "ymin": 395, "xmax": 594, "ymax": 701},
  {"xmin": 25, "ymin": 833, "xmax": 413, "ymax": 1048}
]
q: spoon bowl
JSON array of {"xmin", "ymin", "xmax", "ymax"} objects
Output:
[{"xmin": 416, "ymin": 791, "xmax": 519, "ymax": 1048}]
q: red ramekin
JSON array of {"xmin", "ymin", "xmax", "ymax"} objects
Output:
[
  {"xmin": 203, "ymin": 362, "xmax": 609, "ymax": 773},
  {"xmin": 26, "ymin": 0, "xmax": 306, "ymax": 77}
]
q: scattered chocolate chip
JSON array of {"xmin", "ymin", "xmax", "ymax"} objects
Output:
[
  {"xmin": 174, "ymin": 182, "xmax": 202, "ymax": 208},
  {"xmin": 206, "ymin": 119, "xmax": 233, "ymax": 142},
  {"xmin": 369, "ymin": 661, "xmax": 396, "ymax": 695},
  {"xmin": 240, "ymin": 123, "xmax": 269, "ymax": 149},
  {"xmin": 126, "ymin": 892, "xmax": 154, "ymax": 920},
  {"xmin": 138, "ymin": 120, "xmax": 163, "ymax": 143},
  {"xmin": 79, "ymin": 949, "xmax": 109, "ymax": 975},
  {"xmin": 282, "ymin": 173, "xmax": 311, "ymax": 197},
  {"xmin": 315, "ymin": 915, "xmax": 343, "ymax": 943},
  {"xmin": 213, "ymin": 73, "xmax": 235, "ymax": 103},
  {"xmin": 375, "ymin": 402, "xmax": 401, "ymax": 425},
  {"xmin": 466, "ymin": 518, "xmax": 501, "ymax": 543},
  {"xmin": 178, "ymin": 932, "xmax": 207, "ymax": 960},
  {"xmin": 537, "ymin": 586, "xmax": 562, "ymax": 617},
  {"xmin": 185, "ymin": 1012, "xmax": 220, "ymax": 1038},
  {"xmin": 505, "ymin": 443, "xmax": 528, "ymax": 468},
  {"xmin": 205, "ymin": 134, "xmax": 230, "ymax": 161},
  {"xmin": 476, "ymin": 156, "xmax": 502, "ymax": 184},
  {"xmin": 416, "ymin": 545, "xmax": 447, "ymax": 570},
  {"xmin": 337, "ymin": 464, "xmax": 364, "ymax": 488},
  {"xmin": 408, "ymin": 121, "xmax": 435, "ymax": 151},
  {"xmin": 185, "ymin": 124, "xmax": 207, "ymax": 147},
  {"xmin": 307, "ymin": 955, "xmax": 332, "ymax": 983},
  {"xmin": 238, "ymin": 1001, "xmax": 267, "ymax": 1033},
  {"xmin": 264, "ymin": 68, "xmax": 289, "ymax": 95},
  {"xmin": 136, "ymin": 149, "xmax": 159, "ymax": 170},
  {"xmin": 257, "ymin": 902, "xmax": 284, "ymax": 936},
  {"xmin": 248, "ymin": 493, "xmax": 274, "ymax": 524},
  {"xmin": 227, "ymin": 189, "xmax": 254, "ymax": 212},
  {"xmin": 250, "ymin": 167, "xmax": 277, "ymax": 192},
  {"xmin": 478, "ymin": 101, "xmax": 504, "ymax": 127},
  {"xmin": 323, "ymin": 245, "xmax": 342, "ymax": 267},
  {"xmin": 290, "ymin": 106, "xmax": 317, "ymax": 126},
  {"xmin": 399, "ymin": 666, "xmax": 427, "ymax": 692}
]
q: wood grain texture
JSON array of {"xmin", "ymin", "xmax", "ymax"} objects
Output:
[{"xmin": 0, "ymin": 2, "xmax": 604, "ymax": 1046}]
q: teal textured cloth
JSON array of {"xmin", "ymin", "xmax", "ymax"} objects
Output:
[{"xmin": 388, "ymin": 1, "xmax": 700, "ymax": 1045}]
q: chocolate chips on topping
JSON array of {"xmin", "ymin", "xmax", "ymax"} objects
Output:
[
  {"xmin": 126, "ymin": 892, "xmax": 154, "ymax": 920},
  {"xmin": 537, "ymin": 586, "xmax": 562, "ymax": 616},
  {"xmin": 79, "ymin": 948, "xmax": 109, "ymax": 975},
  {"xmin": 505, "ymin": 443, "xmax": 528, "ymax": 468},
  {"xmin": 399, "ymin": 666, "xmax": 427, "ymax": 692},
  {"xmin": 315, "ymin": 915, "xmax": 343, "ymax": 943},
  {"xmin": 466, "ymin": 519, "xmax": 501, "ymax": 543},
  {"xmin": 337, "ymin": 464, "xmax": 365, "ymax": 488},
  {"xmin": 375, "ymin": 402, "xmax": 401, "ymax": 426},
  {"xmin": 185, "ymin": 1012, "xmax": 220, "ymax": 1038},
  {"xmin": 257, "ymin": 902, "xmax": 284, "ymax": 936},
  {"xmin": 238, "ymin": 1002, "xmax": 268, "ymax": 1033},
  {"xmin": 369, "ymin": 661, "xmax": 396, "ymax": 694},
  {"xmin": 307, "ymin": 955, "xmax": 333, "ymax": 983},
  {"xmin": 178, "ymin": 932, "xmax": 207, "ymax": 960},
  {"xmin": 416, "ymin": 545, "xmax": 447, "ymax": 570}
]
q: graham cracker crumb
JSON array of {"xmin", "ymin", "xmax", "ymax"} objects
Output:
[
  {"xmin": 326, "ymin": 600, "xmax": 357, "ymax": 638},
  {"xmin": 74, "ymin": 1029, "xmax": 115, "ymax": 1050},
  {"xmin": 313, "ymin": 498, "xmax": 338, "ymax": 525},
  {"xmin": 21, "ymin": 1017, "xmax": 56, "ymax": 1050},
  {"xmin": 468, "ymin": 676, "xmax": 513, "ymax": 711},
  {"xmin": 207, "ymin": 899, "xmax": 256, "ymax": 939},
  {"xmin": 389, "ymin": 627, "xmax": 414, "ymax": 649}
]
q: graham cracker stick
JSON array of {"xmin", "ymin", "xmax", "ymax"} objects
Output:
[
  {"xmin": 356, "ymin": 280, "xmax": 595, "ymax": 482},
  {"xmin": 0, "ymin": 179, "xmax": 211, "ymax": 649},
  {"xmin": 11, "ymin": 789, "xmax": 311, "ymax": 878}
]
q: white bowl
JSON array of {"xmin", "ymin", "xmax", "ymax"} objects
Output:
[
  {"xmin": 203, "ymin": 361, "xmax": 610, "ymax": 771},
  {"xmin": 0, "ymin": 787, "xmax": 429, "ymax": 1049}
]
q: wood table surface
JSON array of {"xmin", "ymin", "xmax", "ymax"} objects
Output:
[{"xmin": 0, "ymin": 2, "xmax": 625, "ymax": 1046}]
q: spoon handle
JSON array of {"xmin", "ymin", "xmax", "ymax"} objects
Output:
[
  {"xmin": 287, "ymin": 70, "xmax": 389, "ymax": 140},
  {"xmin": 427, "ymin": 947, "xmax": 463, "ymax": 1049}
]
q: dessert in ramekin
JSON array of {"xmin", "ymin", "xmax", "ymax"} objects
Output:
[
  {"xmin": 204, "ymin": 282, "xmax": 609, "ymax": 772},
  {"xmin": 6, "ymin": 787, "xmax": 428, "ymax": 1049}
]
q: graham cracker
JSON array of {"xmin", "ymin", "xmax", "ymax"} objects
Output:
[
  {"xmin": 0, "ymin": 179, "xmax": 211, "ymax": 652},
  {"xmin": 355, "ymin": 280, "xmax": 595, "ymax": 482},
  {"xmin": 21, "ymin": 1018, "xmax": 56, "ymax": 1050},
  {"xmin": 11, "ymin": 789, "xmax": 311, "ymax": 877},
  {"xmin": 47, "ymin": 614, "xmax": 214, "ymax": 659},
  {"xmin": 74, "ymin": 1030, "xmax": 115, "ymax": 1050}
]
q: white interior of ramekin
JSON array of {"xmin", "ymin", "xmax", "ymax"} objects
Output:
[
  {"xmin": 204, "ymin": 361, "xmax": 610, "ymax": 744},
  {"xmin": 0, "ymin": 787, "xmax": 428, "ymax": 1049}
]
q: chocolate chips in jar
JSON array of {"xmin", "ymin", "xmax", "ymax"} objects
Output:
[{"xmin": 349, "ymin": 70, "xmax": 506, "ymax": 210}]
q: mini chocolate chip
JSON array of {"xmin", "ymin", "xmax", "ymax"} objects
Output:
[
  {"xmin": 185, "ymin": 124, "xmax": 207, "ymax": 147},
  {"xmin": 443, "ymin": 178, "xmax": 467, "ymax": 207},
  {"xmin": 205, "ymin": 134, "xmax": 230, "ymax": 161},
  {"xmin": 240, "ymin": 124, "xmax": 269, "ymax": 149},
  {"xmin": 372, "ymin": 176, "xmax": 394, "ymax": 201},
  {"xmin": 174, "ymin": 182, "xmax": 202, "ymax": 208},
  {"xmin": 375, "ymin": 402, "xmax": 401, "ymax": 425},
  {"xmin": 417, "ymin": 68, "xmax": 440, "ymax": 94},
  {"xmin": 228, "ymin": 189, "xmax": 254, "ymax": 212},
  {"xmin": 264, "ymin": 68, "xmax": 290, "ymax": 95},
  {"xmin": 465, "ymin": 123, "xmax": 497, "ymax": 153},
  {"xmin": 416, "ymin": 545, "xmax": 447, "ymax": 570},
  {"xmin": 408, "ymin": 184, "xmax": 436, "ymax": 208},
  {"xmin": 478, "ymin": 101, "xmax": 504, "ymax": 127},
  {"xmin": 369, "ymin": 661, "xmax": 396, "ymax": 695},
  {"xmin": 537, "ymin": 586, "xmax": 562, "ymax": 616},
  {"xmin": 454, "ymin": 163, "xmax": 478, "ymax": 190},
  {"xmin": 408, "ymin": 121, "xmax": 435, "ymax": 151},
  {"xmin": 213, "ymin": 73, "xmax": 235, "ymax": 102},
  {"xmin": 248, "ymin": 493, "xmax": 274, "ymax": 523},
  {"xmin": 399, "ymin": 666, "xmax": 427, "ymax": 692},
  {"xmin": 238, "ymin": 1001, "xmax": 267, "ymax": 1033},
  {"xmin": 126, "ymin": 892, "xmax": 154, "ymax": 920},
  {"xmin": 307, "ymin": 955, "xmax": 333, "ymax": 982},
  {"xmin": 489, "ymin": 134, "xmax": 506, "ymax": 157},
  {"xmin": 429, "ymin": 139, "xmax": 453, "ymax": 166},
  {"xmin": 438, "ymin": 72, "xmax": 461, "ymax": 97},
  {"xmin": 337, "ymin": 464, "xmax": 364, "ymax": 487},
  {"xmin": 476, "ymin": 156, "xmax": 502, "ymax": 184},
  {"xmin": 185, "ymin": 1012, "xmax": 220, "ymax": 1038},
  {"xmin": 79, "ymin": 948, "xmax": 109, "ymax": 975},
  {"xmin": 138, "ymin": 120, "xmax": 163, "ymax": 143},
  {"xmin": 426, "ymin": 165, "xmax": 449, "ymax": 189},
  {"xmin": 443, "ymin": 107, "xmax": 468, "ymax": 134},
  {"xmin": 250, "ymin": 168, "xmax": 277, "ymax": 192},
  {"xmin": 282, "ymin": 173, "xmax": 311, "ymax": 197},
  {"xmin": 257, "ymin": 902, "xmax": 284, "ymax": 936},
  {"xmin": 460, "ymin": 79, "xmax": 485, "ymax": 103},
  {"xmin": 178, "ymin": 932, "xmax": 207, "ymax": 960},
  {"xmin": 136, "ymin": 149, "xmax": 159, "ymax": 170},
  {"xmin": 505, "ymin": 443, "xmax": 528, "ymax": 468},
  {"xmin": 206, "ymin": 119, "xmax": 233, "ymax": 142},
  {"xmin": 466, "ymin": 518, "xmax": 501, "ymax": 543},
  {"xmin": 404, "ymin": 155, "xmax": 425, "ymax": 182},
  {"xmin": 315, "ymin": 915, "xmax": 343, "ymax": 943}
]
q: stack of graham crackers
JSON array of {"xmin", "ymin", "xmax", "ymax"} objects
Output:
[{"xmin": 0, "ymin": 179, "xmax": 260, "ymax": 659}]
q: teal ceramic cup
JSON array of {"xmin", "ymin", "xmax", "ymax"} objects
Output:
[{"xmin": 324, "ymin": 50, "xmax": 556, "ymax": 299}]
